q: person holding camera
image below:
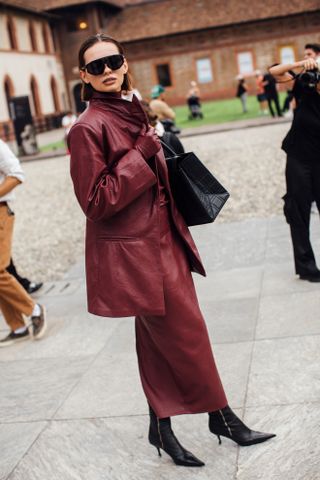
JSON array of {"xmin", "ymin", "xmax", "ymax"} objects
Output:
[{"xmin": 269, "ymin": 43, "xmax": 320, "ymax": 282}]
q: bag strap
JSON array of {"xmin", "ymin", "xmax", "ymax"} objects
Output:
[{"xmin": 160, "ymin": 138, "xmax": 177, "ymax": 157}]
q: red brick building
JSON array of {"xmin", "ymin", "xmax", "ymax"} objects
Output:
[
  {"xmin": 2, "ymin": 0, "xmax": 320, "ymax": 120},
  {"xmin": 106, "ymin": 0, "xmax": 320, "ymax": 104}
]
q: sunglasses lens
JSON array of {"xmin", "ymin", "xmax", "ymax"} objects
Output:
[
  {"xmin": 85, "ymin": 55, "xmax": 124, "ymax": 75},
  {"xmin": 86, "ymin": 59, "xmax": 105, "ymax": 75},
  {"xmin": 106, "ymin": 54, "xmax": 124, "ymax": 70}
]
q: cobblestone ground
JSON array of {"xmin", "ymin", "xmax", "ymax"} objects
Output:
[
  {"xmin": 182, "ymin": 122, "xmax": 288, "ymax": 223},
  {"xmin": 12, "ymin": 122, "xmax": 289, "ymax": 281}
]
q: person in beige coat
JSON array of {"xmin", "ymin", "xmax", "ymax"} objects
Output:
[{"xmin": 149, "ymin": 84, "xmax": 176, "ymax": 121}]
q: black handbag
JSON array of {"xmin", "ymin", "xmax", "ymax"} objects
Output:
[{"xmin": 161, "ymin": 140, "xmax": 230, "ymax": 227}]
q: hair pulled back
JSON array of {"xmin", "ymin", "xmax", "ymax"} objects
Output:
[{"xmin": 78, "ymin": 33, "xmax": 132, "ymax": 101}]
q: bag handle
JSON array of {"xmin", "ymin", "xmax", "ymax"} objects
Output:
[{"xmin": 159, "ymin": 138, "xmax": 178, "ymax": 157}]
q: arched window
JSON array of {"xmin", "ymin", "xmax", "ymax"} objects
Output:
[
  {"xmin": 29, "ymin": 21, "xmax": 38, "ymax": 52},
  {"xmin": 50, "ymin": 76, "xmax": 60, "ymax": 112},
  {"xmin": 42, "ymin": 23, "xmax": 51, "ymax": 53},
  {"xmin": 4, "ymin": 75, "xmax": 15, "ymax": 117},
  {"xmin": 30, "ymin": 76, "xmax": 42, "ymax": 116},
  {"xmin": 7, "ymin": 16, "xmax": 18, "ymax": 50}
]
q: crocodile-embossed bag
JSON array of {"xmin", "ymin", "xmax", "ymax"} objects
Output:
[{"xmin": 161, "ymin": 141, "xmax": 230, "ymax": 226}]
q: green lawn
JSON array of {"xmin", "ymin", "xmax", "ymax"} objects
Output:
[
  {"xmin": 39, "ymin": 94, "xmax": 285, "ymax": 152},
  {"xmin": 174, "ymin": 93, "xmax": 286, "ymax": 129},
  {"xmin": 40, "ymin": 140, "xmax": 65, "ymax": 152}
]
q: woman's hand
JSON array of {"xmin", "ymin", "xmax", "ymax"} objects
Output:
[{"xmin": 134, "ymin": 127, "xmax": 161, "ymax": 160}]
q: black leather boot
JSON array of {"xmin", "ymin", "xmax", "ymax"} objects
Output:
[
  {"xmin": 148, "ymin": 406, "xmax": 205, "ymax": 467},
  {"xmin": 209, "ymin": 405, "xmax": 276, "ymax": 446}
]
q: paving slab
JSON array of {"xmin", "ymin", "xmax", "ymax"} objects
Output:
[
  {"xmin": 0, "ymin": 314, "xmax": 120, "ymax": 362},
  {"xmin": 261, "ymin": 263, "xmax": 320, "ymax": 297},
  {"xmin": 0, "ymin": 422, "xmax": 46, "ymax": 480},
  {"xmin": 246, "ymin": 335, "xmax": 320, "ymax": 407},
  {"xmin": 191, "ymin": 218, "xmax": 267, "ymax": 271},
  {"xmin": 213, "ymin": 342, "xmax": 253, "ymax": 409},
  {"xmin": 54, "ymin": 350, "xmax": 146, "ymax": 420},
  {"xmin": 238, "ymin": 404, "xmax": 320, "ymax": 480},
  {"xmin": 256, "ymin": 290, "xmax": 320, "ymax": 340},
  {"xmin": 202, "ymin": 296, "xmax": 258, "ymax": 343},
  {"xmin": 0, "ymin": 356, "xmax": 93, "ymax": 423},
  {"xmin": 194, "ymin": 266, "xmax": 263, "ymax": 301},
  {"xmin": 8, "ymin": 415, "xmax": 239, "ymax": 480}
]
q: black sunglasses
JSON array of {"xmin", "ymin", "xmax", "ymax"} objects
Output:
[{"xmin": 83, "ymin": 54, "xmax": 125, "ymax": 75}]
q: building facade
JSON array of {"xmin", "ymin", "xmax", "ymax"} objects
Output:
[
  {"xmin": 0, "ymin": 2, "xmax": 68, "ymax": 141},
  {"xmin": 1, "ymin": 0, "xmax": 320, "ymax": 141}
]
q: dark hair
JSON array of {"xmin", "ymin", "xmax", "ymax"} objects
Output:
[
  {"xmin": 78, "ymin": 33, "xmax": 132, "ymax": 101},
  {"xmin": 305, "ymin": 43, "xmax": 320, "ymax": 54}
]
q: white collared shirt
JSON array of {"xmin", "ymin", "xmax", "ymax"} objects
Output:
[
  {"xmin": 0, "ymin": 140, "xmax": 25, "ymax": 202},
  {"xmin": 121, "ymin": 91, "xmax": 134, "ymax": 102}
]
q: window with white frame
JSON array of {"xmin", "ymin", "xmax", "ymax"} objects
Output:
[
  {"xmin": 280, "ymin": 46, "xmax": 295, "ymax": 64},
  {"xmin": 237, "ymin": 52, "xmax": 254, "ymax": 75},
  {"xmin": 196, "ymin": 58, "xmax": 213, "ymax": 83}
]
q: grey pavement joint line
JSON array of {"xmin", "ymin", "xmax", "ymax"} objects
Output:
[
  {"xmin": 5, "ymin": 421, "xmax": 49, "ymax": 480},
  {"xmin": 2, "ymin": 399, "xmax": 320, "ymax": 426},
  {"xmin": 51, "ymin": 319, "xmax": 127, "ymax": 420},
  {"xmin": 1, "ymin": 333, "xmax": 319, "ymax": 364},
  {"xmin": 233, "ymin": 219, "xmax": 269, "ymax": 480}
]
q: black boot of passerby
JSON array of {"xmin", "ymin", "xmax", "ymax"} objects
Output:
[{"xmin": 7, "ymin": 258, "xmax": 43, "ymax": 294}]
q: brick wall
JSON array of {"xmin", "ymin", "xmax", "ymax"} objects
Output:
[
  {"xmin": 52, "ymin": 8, "xmax": 320, "ymax": 106},
  {"xmin": 124, "ymin": 12, "xmax": 320, "ymax": 104}
]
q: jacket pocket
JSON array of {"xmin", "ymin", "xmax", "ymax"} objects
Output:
[{"xmin": 97, "ymin": 236, "xmax": 139, "ymax": 242}]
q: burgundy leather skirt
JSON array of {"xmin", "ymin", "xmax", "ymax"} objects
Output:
[{"xmin": 135, "ymin": 205, "xmax": 227, "ymax": 418}]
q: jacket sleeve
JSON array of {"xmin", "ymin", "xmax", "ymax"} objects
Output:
[{"xmin": 68, "ymin": 123, "xmax": 157, "ymax": 222}]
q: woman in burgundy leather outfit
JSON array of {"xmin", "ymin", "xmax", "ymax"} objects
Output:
[{"xmin": 68, "ymin": 34, "xmax": 275, "ymax": 467}]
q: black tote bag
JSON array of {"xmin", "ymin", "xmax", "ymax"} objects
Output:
[{"xmin": 161, "ymin": 140, "xmax": 230, "ymax": 227}]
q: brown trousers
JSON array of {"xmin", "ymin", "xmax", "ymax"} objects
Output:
[{"xmin": 0, "ymin": 205, "xmax": 34, "ymax": 330}]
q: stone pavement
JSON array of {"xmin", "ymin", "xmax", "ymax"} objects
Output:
[{"xmin": 1, "ymin": 214, "xmax": 320, "ymax": 480}]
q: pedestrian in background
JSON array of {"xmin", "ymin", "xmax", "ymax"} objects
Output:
[
  {"xmin": 236, "ymin": 76, "xmax": 248, "ymax": 113},
  {"xmin": 7, "ymin": 258, "xmax": 43, "ymax": 294},
  {"xmin": 263, "ymin": 71, "xmax": 282, "ymax": 117},
  {"xmin": 0, "ymin": 139, "xmax": 46, "ymax": 347},
  {"xmin": 255, "ymin": 70, "xmax": 268, "ymax": 115},
  {"xmin": 69, "ymin": 33, "xmax": 275, "ymax": 468},
  {"xmin": 186, "ymin": 80, "xmax": 203, "ymax": 119},
  {"xmin": 62, "ymin": 111, "xmax": 77, "ymax": 151},
  {"xmin": 141, "ymin": 100, "xmax": 185, "ymax": 155},
  {"xmin": 149, "ymin": 84, "xmax": 176, "ymax": 121}
]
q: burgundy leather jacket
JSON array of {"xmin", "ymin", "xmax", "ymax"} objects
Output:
[{"xmin": 68, "ymin": 91, "xmax": 205, "ymax": 317}]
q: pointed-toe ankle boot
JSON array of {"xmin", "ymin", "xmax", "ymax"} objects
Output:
[
  {"xmin": 148, "ymin": 406, "xmax": 205, "ymax": 467},
  {"xmin": 209, "ymin": 405, "xmax": 276, "ymax": 446}
]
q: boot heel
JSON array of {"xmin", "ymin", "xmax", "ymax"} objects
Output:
[
  {"xmin": 216, "ymin": 434, "xmax": 222, "ymax": 445},
  {"xmin": 156, "ymin": 447, "xmax": 162, "ymax": 457}
]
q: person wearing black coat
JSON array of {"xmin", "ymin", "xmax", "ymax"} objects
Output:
[{"xmin": 270, "ymin": 45, "xmax": 320, "ymax": 282}]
